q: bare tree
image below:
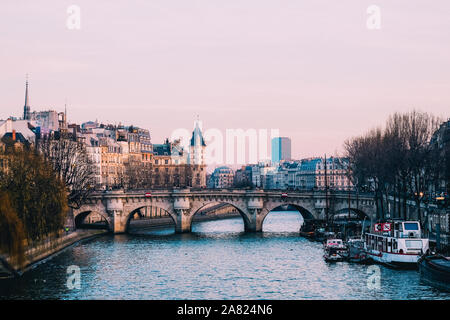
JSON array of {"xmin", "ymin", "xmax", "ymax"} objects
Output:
[
  {"xmin": 0, "ymin": 141, "xmax": 68, "ymax": 244},
  {"xmin": 124, "ymin": 158, "xmax": 153, "ymax": 190},
  {"xmin": 345, "ymin": 110, "xmax": 443, "ymax": 224},
  {"xmin": 38, "ymin": 133, "xmax": 96, "ymax": 209}
]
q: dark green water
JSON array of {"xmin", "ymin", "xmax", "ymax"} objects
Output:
[{"xmin": 1, "ymin": 211, "xmax": 449, "ymax": 299}]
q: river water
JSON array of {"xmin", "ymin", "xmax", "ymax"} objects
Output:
[{"xmin": 1, "ymin": 211, "xmax": 449, "ymax": 300}]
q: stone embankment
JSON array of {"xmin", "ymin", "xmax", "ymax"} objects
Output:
[{"xmin": 0, "ymin": 229, "xmax": 107, "ymax": 279}]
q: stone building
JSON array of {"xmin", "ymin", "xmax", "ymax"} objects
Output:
[
  {"xmin": 152, "ymin": 138, "xmax": 190, "ymax": 188},
  {"xmin": 234, "ymin": 165, "xmax": 253, "ymax": 187},
  {"xmin": 208, "ymin": 166, "xmax": 235, "ymax": 188},
  {"xmin": 99, "ymin": 135, "xmax": 126, "ymax": 189}
]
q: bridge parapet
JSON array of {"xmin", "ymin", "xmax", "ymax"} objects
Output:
[
  {"xmin": 247, "ymin": 197, "xmax": 264, "ymax": 209},
  {"xmin": 173, "ymin": 197, "xmax": 190, "ymax": 210}
]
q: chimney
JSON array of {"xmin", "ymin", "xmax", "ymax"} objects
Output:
[{"xmin": 12, "ymin": 130, "xmax": 16, "ymax": 141}]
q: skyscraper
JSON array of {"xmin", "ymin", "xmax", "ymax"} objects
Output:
[{"xmin": 271, "ymin": 137, "xmax": 291, "ymax": 164}]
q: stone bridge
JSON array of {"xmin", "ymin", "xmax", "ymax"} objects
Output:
[{"xmin": 73, "ymin": 189, "xmax": 378, "ymax": 234}]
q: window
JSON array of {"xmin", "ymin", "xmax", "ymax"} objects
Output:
[
  {"xmin": 405, "ymin": 240, "xmax": 423, "ymax": 249},
  {"xmin": 404, "ymin": 223, "xmax": 419, "ymax": 231}
]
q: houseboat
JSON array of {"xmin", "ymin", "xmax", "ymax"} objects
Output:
[{"xmin": 363, "ymin": 220, "xmax": 429, "ymax": 268}]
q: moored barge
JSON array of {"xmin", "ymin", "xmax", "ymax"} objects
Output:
[{"xmin": 363, "ymin": 220, "xmax": 429, "ymax": 268}]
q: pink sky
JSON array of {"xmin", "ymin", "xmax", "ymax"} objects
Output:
[{"xmin": 1, "ymin": 0, "xmax": 449, "ymax": 160}]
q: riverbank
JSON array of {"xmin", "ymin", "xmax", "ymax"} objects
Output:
[{"xmin": 0, "ymin": 229, "xmax": 107, "ymax": 279}]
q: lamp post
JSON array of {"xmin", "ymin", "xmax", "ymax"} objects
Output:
[
  {"xmin": 435, "ymin": 196, "xmax": 445, "ymax": 252},
  {"xmin": 415, "ymin": 191, "xmax": 424, "ymax": 226}
]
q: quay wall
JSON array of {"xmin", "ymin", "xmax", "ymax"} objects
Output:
[{"xmin": 0, "ymin": 229, "xmax": 107, "ymax": 279}]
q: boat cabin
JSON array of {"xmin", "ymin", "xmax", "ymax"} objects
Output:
[
  {"xmin": 365, "ymin": 221, "xmax": 428, "ymax": 255},
  {"xmin": 325, "ymin": 239, "xmax": 345, "ymax": 248}
]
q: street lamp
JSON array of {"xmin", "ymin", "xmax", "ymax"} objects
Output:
[{"xmin": 435, "ymin": 196, "xmax": 446, "ymax": 252}]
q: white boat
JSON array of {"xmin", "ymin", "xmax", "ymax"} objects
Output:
[
  {"xmin": 363, "ymin": 220, "xmax": 429, "ymax": 268},
  {"xmin": 323, "ymin": 238, "xmax": 347, "ymax": 262}
]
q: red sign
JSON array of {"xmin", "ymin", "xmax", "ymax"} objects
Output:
[
  {"xmin": 145, "ymin": 192, "xmax": 152, "ymax": 197},
  {"xmin": 382, "ymin": 223, "xmax": 391, "ymax": 232},
  {"xmin": 374, "ymin": 223, "xmax": 382, "ymax": 232}
]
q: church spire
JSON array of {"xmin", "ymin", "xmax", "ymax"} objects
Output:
[
  {"xmin": 23, "ymin": 74, "xmax": 31, "ymax": 120},
  {"xmin": 190, "ymin": 115, "xmax": 206, "ymax": 147}
]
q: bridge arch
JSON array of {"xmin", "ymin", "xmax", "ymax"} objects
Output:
[
  {"xmin": 189, "ymin": 200, "xmax": 252, "ymax": 232},
  {"xmin": 74, "ymin": 210, "xmax": 111, "ymax": 230},
  {"xmin": 259, "ymin": 203, "xmax": 316, "ymax": 231},
  {"xmin": 262, "ymin": 202, "xmax": 317, "ymax": 220},
  {"xmin": 123, "ymin": 204, "xmax": 177, "ymax": 233},
  {"xmin": 332, "ymin": 207, "xmax": 370, "ymax": 221}
]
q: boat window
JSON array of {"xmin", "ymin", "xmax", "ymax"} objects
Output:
[
  {"xmin": 404, "ymin": 223, "xmax": 419, "ymax": 231},
  {"xmin": 405, "ymin": 240, "xmax": 422, "ymax": 249}
]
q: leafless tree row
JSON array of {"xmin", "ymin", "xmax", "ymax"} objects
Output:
[{"xmin": 345, "ymin": 110, "xmax": 445, "ymax": 223}]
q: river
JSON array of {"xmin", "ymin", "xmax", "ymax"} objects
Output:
[{"xmin": 1, "ymin": 211, "xmax": 449, "ymax": 300}]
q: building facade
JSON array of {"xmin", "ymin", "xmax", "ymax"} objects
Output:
[
  {"xmin": 208, "ymin": 166, "xmax": 235, "ymax": 189},
  {"xmin": 231, "ymin": 157, "xmax": 353, "ymax": 191}
]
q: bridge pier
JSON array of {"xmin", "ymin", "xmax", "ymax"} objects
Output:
[
  {"xmin": 173, "ymin": 194, "xmax": 192, "ymax": 233},
  {"xmin": 174, "ymin": 209, "xmax": 192, "ymax": 233},
  {"xmin": 243, "ymin": 209, "xmax": 264, "ymax": 232},
  {"xmin": 105, "ymin": 195, "xmax": 127, "ymax": 234},
  {"xmin": 110, "ymin": 210, "xmax": 127, "ymax": 234}
]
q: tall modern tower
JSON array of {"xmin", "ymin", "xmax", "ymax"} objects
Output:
[
  {"xmin": 23, "ymin": 75, "xmax": 31, "ymax": 120},
  {"xmin": 271, "ymin": 137, "xmax": 291, "ymax": 164}
]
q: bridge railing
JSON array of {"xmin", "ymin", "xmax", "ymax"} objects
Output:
[{"xmin": 87, "ymin": 188, "xmax": 377, "ymax": 199}]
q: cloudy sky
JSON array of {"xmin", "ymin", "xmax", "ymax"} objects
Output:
[{"xmin": 1, "ymin": 0, "xmax": 449, "ymax": 161}]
